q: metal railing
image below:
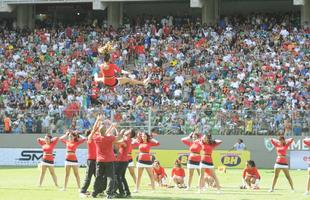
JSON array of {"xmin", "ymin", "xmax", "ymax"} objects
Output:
[{"xmin": 0, "ymin": 108, "xmax": 309, "ymax": 136}]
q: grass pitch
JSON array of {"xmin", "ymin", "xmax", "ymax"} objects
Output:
[{"xmin": 0, "ymin": 167, "xmax": 309, "ymax": 200}]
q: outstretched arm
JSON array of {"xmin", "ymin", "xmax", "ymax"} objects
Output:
[{"xmin": 88, "ymin": 115, "xmax": 103, "ymax": 141}]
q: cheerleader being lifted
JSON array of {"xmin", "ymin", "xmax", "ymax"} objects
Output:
[{"xmin": 94, "ymin": 42, "xmax": 150, "ymax": 87}]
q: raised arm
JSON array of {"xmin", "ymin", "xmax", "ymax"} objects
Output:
[
  {"xmin": 60, "ymin": 131, "xmax": 69, "ymax": 143},
  {"xmin": 37, "ymin": 138, "xmax": 45, "ymax": 146},
  {"xmin": 304, "ymin": 138, "xmax": 310, "ymax": 147},
  {"xmin": 181, "ymin": 134, "xmax": 192, "ymax": 147},
  {"xmin": 150, "ymin": 138, "xmax": 160, "ymax": 146},
  {"xmin": 88, "ymin": 115, "xmax": 103, "ymax": 141},
  {"xmin": 269, "ymin": 138, "xmax": 280, "ymax": 147},
  {"xmin": 285, "ymin": 138, "xmax": 294, "ymax": 147}
]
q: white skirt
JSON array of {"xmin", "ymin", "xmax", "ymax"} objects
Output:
[
  {"xmin": 200, "ymin": 162, "xmax": 214, "ymax": 169},
  {"xmin": 65, "ymin": 161, "xmax": 79, "ymax": 166},
  {"xmin": 136, "ymin": 161, "xmax": 153, "ymax": 168},
  {"xmin": 41, "ymin": 161, "xmax": 54, "ymax": 167},
  {"xmin": 187, "ymin": 163, "xmax": 200, "ymax": 169},
  {"xmin": 128, "ymin": 160, "xmax": 134, "ymax": 167},
  {"xmin": 274, "ymin": 163, "xmax": 289, "ymax": 169}
]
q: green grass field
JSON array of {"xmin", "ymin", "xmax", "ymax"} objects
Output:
[{"xmin": 0, "ymin": 167, "xmax": 309, "ymax": 200}]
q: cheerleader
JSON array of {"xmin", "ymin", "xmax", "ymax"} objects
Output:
[
  {"xmin": 181, "ymin": 132, "xmax": 201, "ymax": 190},
  {"xmin": 303, "ymin": 138, "xmax": 310, "ymax": 195},
  {"xmin": 115, "ymin": 129, "xmax": 136, "ymax": 198},
  {"xmin": 152, "ymin": 160, "xmax": 167, "ymax": 187},
  {"xmin": 240, "ymin": 160, "xmax": 261, "ymax": 189},
  {"xmin": 60, "ymin": 131, "xmax": 87, "ymax": 191},
  {"xmin": 269, "ymin": 135, "xmax": 294, "ymax": 192},
  {"xmin": 36, "ymin": 134, "xmax": 59, "ymax": 187},
  {"xmin": 170, "ymin": 160, "xmax": 186, "ymax": 188},
  {"xmin": 132, "ymin": 132, "xmax": 160, "ymax": 193},
  {"xmin": 80, "ymin": 116, "xmax": 102, "ymax": 197},
  {"xmin": 198, "ymin": 134, "xmax": 222, "ymax": 192},
  {"xmin": 94, "ymin": 45, "xmax": 150, "ymax": 88}
]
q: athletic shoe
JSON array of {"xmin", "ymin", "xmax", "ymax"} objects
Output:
[
  {"xmin": 216, "ymin": 189, "xmax": 222, "ymax": 194},
  {"xmin": 124, "ymin": 193, "xmax": 132, "ymax": 198},
  {"xmin": 60, "ymin": 188, "xmax": 66, "ymax": 192},
  {"xmin": 268, "ymin": 189, "xmax": 274, "ymax": 192},
  {"xmin": 79, "ymin": 193, "xmax": 88, "ymax": 198},
  {"xmin": 132, "ymin": 189, "xmax": 138, "ymax": 193},
  {"xmin": 291, "ymin": 190, "xmax": 295, "ymax": 193},
  {"xmin": 114, "ymin": 193, "xmax": 125, "ymax": 198},
  {"xmin": 304, "ymin": 191, "xmax": 309, "ymax": 195}
]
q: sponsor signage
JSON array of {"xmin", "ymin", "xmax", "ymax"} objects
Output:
[
  {"xmin": 264, "ymin": 138, "xmax": 309, "ymax": 152},
  {"xmin": 0, "ymin": 148, "xmax": 87, "ymax": 166},
  {"xmin": 290, "ymin": 151, "xmax": 309, "ymax": 170}
]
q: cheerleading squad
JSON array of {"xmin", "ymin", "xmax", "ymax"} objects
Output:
[{"xmin": 36, "ymin": 115, "xmax": 310, "ymax": 198}]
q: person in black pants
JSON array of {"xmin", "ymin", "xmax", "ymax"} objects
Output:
[
  {"xmin": 80, "ymin": 129, "xmax": 97, "ymax": 197},
  {"xmin": 115, "ymin": 129, "xmax": 135, "ymax": 198},
  {"xmin": 88, "ymin": 116, "xmax": 119, "ymax": 199}
]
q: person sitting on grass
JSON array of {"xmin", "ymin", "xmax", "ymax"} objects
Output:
[{"xmin": 170, "ymin": 159, "xmax": 186, "ymax": 188}]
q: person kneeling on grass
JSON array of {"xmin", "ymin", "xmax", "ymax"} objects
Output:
[
  {"xmin": 240, "ymin": 160, "xmax": 261, "ymax": 189},
  {"xmin": 152, "ymin": 160, "xmax": 167, "ymax": 187},
  {"xmin": 169, "ymin": 160, "xmax": 186, "ymax": 188}
]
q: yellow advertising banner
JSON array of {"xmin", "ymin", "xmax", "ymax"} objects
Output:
[{"xmin": 132, "ymin": 150, "xmax": 250, "ymax": 169}]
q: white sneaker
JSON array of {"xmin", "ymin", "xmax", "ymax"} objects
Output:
[
  {"xmin": 60, "ymin": 188, "xmax": 66, "ymax": 192},
  {"xmin": 133, "ymin": 189, "xmax": 138, "ymax": 193},
  {"xmin": 291, "ymin": 190, "xmax": 295, "ymax": 193},
  {"xmin": 217, "ymin": 189, "xmax": 222, "ymax": 194},
  {"xmin": 197, "ymin": 189, "xmax": 201, "ymax": 193},
  {"xmin": 304, "ymin": 191, "xmax": 309, "ymax": 195},
  {"xmin": 185, "ymin": 187, "xmax": 191, "ymax": 191},
  {"xmin": 268, "ymin": 189, "xmax": 274, "ymax": 193},
  {"xmin": 79, "ymin": 193, "xmax": 88, "ymax": 198}
]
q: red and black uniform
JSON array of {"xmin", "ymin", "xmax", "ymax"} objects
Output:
[
  {"xmin": 171, "ymin": 167, "xmax": 185, "ymax": 178},
  {"xmin": 115, "ymin": 138, "xmax": 132, "ymax": 196},
  {"xmin": 61, "ymin": 138, "xmax": 86, "ymax": 164},
  {"xmin": 92, "ymin": 135, "xmax": 116, "ymax": 198},
  {"xmin": 270, "ymin": 138, "xmax": 293, "ymax": 168},
  {"xmin": 80, "ymin": 139, "xmax": 97, "ymax": 194},
  {"xmin": 37, "ymin": 137, "xmax": 58, "ymax": 165},
  {"xmin": 153, "ymin": 166, "xmax": 167, "ymax": 180},
  {"xmin": 200, "ymin": 140, "xmax": 222, "ymax": 168},
  {"xmin": 133, "ymin": 140, "xmax": 160, "ymax": 167},
  {"xmin": 181, "ymin": 138, "xmax": 201, "ymax": 168},
  {"xmin": 100, "ymin": 63, "xmax": 122, "ymax": 87},
  {"xmin": 243, "ymin": 167, "xmax": 261, "ymax": 179}
]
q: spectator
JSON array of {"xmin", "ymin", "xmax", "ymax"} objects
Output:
[{"xmin": 232, "ymin": 139, "xmax": 247, "ymax": 151}]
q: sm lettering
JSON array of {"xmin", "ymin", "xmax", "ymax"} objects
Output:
[{"xmin": 18, "ymin": 150, "xmax": 43, "ymax": 161}]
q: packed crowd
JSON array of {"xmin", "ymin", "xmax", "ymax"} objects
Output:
[{"xmin": 0, "ymin": 13, "xmax": 309, "ymax": 135}]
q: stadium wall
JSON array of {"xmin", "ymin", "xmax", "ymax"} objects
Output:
[{"xmin": 0, "ymin": 135, "xmax": 308, "ymax": 168}]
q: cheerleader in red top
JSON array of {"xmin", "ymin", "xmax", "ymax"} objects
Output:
[
  {"xmin": 181, "ymin": 132, "xmax": 201, "ymax": 190},
  {"xmin": 132, "ymin": 132, "xmax": 160, "ymax": 193},
  {"xmin": 152, "ymin": 160, "xmax": 167, "ymax": 187},
  {"xmin": 114, "ymin": 129, "xmax": 136, "ymax": 198},
  {"xmin": 127, "ymin": 132, "xmax": 137, "ymax": 184},
  {"xmin": 94, "ymin": 45, "xmax": 150, "ymax": 88},
  {"xmin": 80, "ymin": 116, "xmax": 102, "ymax": 197},
  {"xmin": 269, "ymin": 135, "xmax": 294, "ymax": 192},
  {"xmin": 240, "ymin": 160, "xmax": 261, "ymax": 189},
  {"xmin": 60, "ymin": 131, "xmax": 87, "ymax": 191},
  {"xmin": 37, "ymin": 134, "xmax": 59, "ymax": 187},
  {"xmin": 170, "ymin": 160, "xmax": 186, "ymax": 188},
  {"xmin": 303, "ymin": 138, "xmax": 310, "ymax": 195},
  {"xmin": 198, "ymin": 134, "xmax": 222, "ymax": 192}
]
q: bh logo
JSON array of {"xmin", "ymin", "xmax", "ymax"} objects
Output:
[{"xmin": 221, "ymin": 154, "xmax": 241, "ymax": 167}]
